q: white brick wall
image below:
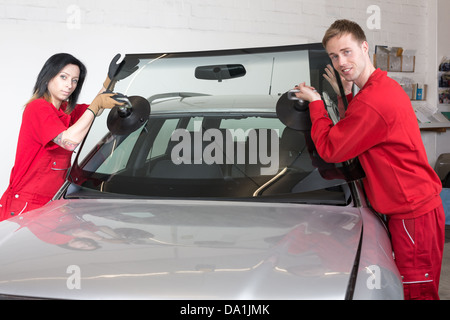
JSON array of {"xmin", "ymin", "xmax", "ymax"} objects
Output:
[
  {"xmin": 0, "ymin": 0, "xmax": 444, "ymax": 192},
  {"xmin": 0, "ymin": 1, "xmax": 431, "ymax": 43},
  {"xmin": 0, "ymin": 1, "xmax": 433, "ymax": 48}
]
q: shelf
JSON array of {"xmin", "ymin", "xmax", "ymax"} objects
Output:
[
  {"xmin": 438, "ymin": 68, "xmax": 450, "ymax": 106},
  {"xmin": 374, "ymin": 49, "xmax": 415, "ymax": 72},
  {"xmin": 419, "ymin": 122, "xmax": 450, "ymax": 132}
]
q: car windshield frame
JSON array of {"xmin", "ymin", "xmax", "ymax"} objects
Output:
[{"xmin": 64, "ymin": 43, "xmax": 365, "ymax": 206}]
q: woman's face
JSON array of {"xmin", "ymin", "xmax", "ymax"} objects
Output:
[{"xmin": 47, "ymin": 64, "xmax": 80, "ymax": 108}]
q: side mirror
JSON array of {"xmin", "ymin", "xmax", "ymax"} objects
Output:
[{"xmin": 107, "ymin": 95, "xmax": 151, "ymax": 135}]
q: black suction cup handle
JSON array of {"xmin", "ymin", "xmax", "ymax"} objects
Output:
[
  {"xmin": 287, "ymin": 89, "xmax": 309, "ymax": 111},
  {"xmin": 107, "ymin": 96, "xmax": 151, "ymax": 135},
  {"xmin": 115, "ymin": 96, "xmax": 133, "ymax": 118},
  {"xmin": 276, "ymin": 91, "xmax": 312, "ymax": 131}
]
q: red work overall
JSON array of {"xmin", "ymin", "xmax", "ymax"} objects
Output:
[
  {"xmin": 0, "ymin": 99, "xmax": 88, "ymax": 221},
  {"xmin": 308, "ymin": 69, "xmax": 445, "ymax": 300}
]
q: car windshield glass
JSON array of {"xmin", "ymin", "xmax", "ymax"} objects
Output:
[{"xmin": 68, "ymin": 44, "xmax": 361, "ymax": 205}]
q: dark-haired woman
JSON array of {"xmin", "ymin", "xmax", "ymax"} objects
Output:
[{"xmin": 0, "ymin": 53, "xmax": 128, "ymax": 221}]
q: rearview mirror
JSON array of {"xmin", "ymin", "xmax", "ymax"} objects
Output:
[{"xmin": 195, "ymin": 64, "xmax": 246, "ymax": 82}]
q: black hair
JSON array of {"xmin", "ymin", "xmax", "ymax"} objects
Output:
[{"xmin": 29, "ymin": 53, "xmax": 87, "ymax": 113}]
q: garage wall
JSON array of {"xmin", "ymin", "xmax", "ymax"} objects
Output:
[{"xmin": 0, "ymin": 0, "xmax": 442, "ymax": 193}]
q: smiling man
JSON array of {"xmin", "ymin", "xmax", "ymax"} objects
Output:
[{"xmin": 294, "ymin": 19, "xmax": 445, "ymax": 300}]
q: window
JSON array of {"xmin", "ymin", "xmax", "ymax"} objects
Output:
[
  {"xmin": 67, "ymin": 44, "xmax": 358, "ymax": 205},
  {"xmin": 147, "ymin": 118, "xmax": 180, "ymax": 160}
]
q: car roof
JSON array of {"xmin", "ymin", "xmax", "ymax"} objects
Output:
[{"xmin": 148, "ymin": 94, "xmax": 279, "ymax": 115}]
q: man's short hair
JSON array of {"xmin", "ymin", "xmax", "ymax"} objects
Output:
[{"xmin": 322, "ymin": 19, "xmax": 367, "ymax": 48}]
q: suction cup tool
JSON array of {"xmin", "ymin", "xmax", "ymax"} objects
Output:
[
  {"xmin": 276, "ymin": 91, "xmax": 311, "ymax": 131},
  {"xmin": 107, "ymin": 95, "xmax": 150, "ymax": 135}
]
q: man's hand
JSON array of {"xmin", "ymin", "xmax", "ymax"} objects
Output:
[
  {"xmin": 323, "ymin": 64, "xmax": 353, "ymax": 96},
  {"xmin": 293, "ymin": 82, "xmax": 322, "ymax": 102}
]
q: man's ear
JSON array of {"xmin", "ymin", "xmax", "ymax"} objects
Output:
[{"xmin": 361, "ymin": 41, "xmax": 370, "ymax": 55}]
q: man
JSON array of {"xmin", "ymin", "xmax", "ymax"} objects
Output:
[{"xmin": 294, "ymin": 19, "xmax": 445, "ymax": 300}]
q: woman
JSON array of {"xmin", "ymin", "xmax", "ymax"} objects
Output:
[{"xmin": 0, "ymin": 53, "xmax": 127, "ymax": 221}]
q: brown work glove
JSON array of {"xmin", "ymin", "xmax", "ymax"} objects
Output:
[
  {"xmin": 88, "ymin": 91, "xmax": 127, "ymax": 116},
  {"xmin": 103, "ymin": 53, "xmax": 139, "ymax": 90}
]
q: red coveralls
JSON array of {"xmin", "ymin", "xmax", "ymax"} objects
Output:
[
  {"xmin": 0, "ymin": 98, "xmax": 88, "ymax": 222},
  {"xmin": 309, "ymin": 68, "xmax": 445, "ymax": 300}
]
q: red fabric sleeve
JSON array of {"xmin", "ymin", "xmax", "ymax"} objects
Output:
[
  {"xmin": 24, "ymin": 99, "xmax": 68, "ymax": 147},
  {"xmin": 337, "ymin": 93, "xmax": 353, "ymax": 119},
  {"xmin": 309, "ymin": 99, "xmax": 388, "ymax": 163}
]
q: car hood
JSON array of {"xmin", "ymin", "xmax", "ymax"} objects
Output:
[{"xmin": 0, "ymin": 199, "xmax": 362, "ymax": 300}]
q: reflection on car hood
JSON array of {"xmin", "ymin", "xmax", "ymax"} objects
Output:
[{"xmin": 0, "ymin": 199, "xmax": 362, "ymax": 300}]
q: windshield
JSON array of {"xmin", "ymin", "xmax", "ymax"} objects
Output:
[{"xmin": 67, "ymin": 44, "xmax": 361, "ymax": 205}]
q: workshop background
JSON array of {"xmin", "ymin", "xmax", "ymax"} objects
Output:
[{"xmin": 0, "ymin": 0, "xmax": 448, "ymax": 194}]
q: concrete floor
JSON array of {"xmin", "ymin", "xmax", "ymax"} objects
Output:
[{"xmin": 439, "ymin": 226, "xmax": 450, "ymax": 299}]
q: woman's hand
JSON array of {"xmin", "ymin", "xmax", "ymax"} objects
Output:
[
  {"xmin": 87, "ymin": 91, "xmax": 126, "ymax": 116},
  {"xmin": 103, "ymin": 53, "xmax": 140, "ymax": 90}
]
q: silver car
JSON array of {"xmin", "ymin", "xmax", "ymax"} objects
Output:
[{"xmin": 0, "ymin": 44, "xmax": 403, "ymax": 300}]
